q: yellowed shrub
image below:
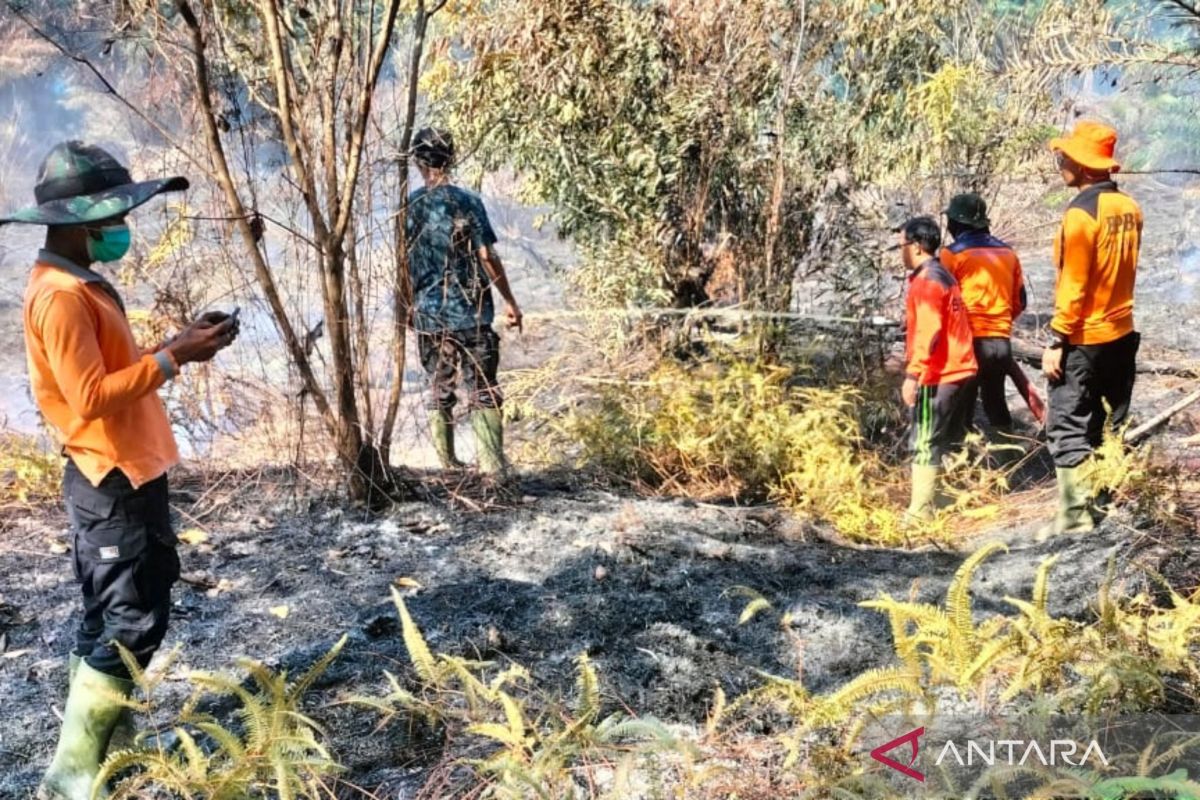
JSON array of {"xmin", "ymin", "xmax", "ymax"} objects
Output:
[
  {"xmin": 557, "ymin": 358, "xmax": 935, "ymax": 545},
  {"xmin": 0, "ymin": 432, "xmax": 62, "ymax": 506}
]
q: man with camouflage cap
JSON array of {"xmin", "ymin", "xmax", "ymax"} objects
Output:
[
  {"xmin": 2, "ymin": 141, "xmax": 237, "ymax": 799},
  {"xmin": 406, "ymin": 127, "xmax": 523, "ymax": 476},
  {"xmin": 940, "ymin": 192, "xmax": 1045, "ymax": 439}
]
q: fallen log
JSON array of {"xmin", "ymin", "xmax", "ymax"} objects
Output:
[{"xmin": 1126, "ymin": 387, "xmax": 1200, "ymax": 446}]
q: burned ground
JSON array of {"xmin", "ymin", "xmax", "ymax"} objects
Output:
[{"xmin": 2, "ymin": 423, "xmax": 1197, "ymax": 799}]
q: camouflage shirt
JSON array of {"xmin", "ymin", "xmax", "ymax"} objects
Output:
[{"xmin": 406, "ymin": 184, "xmax": 498, "ymax": 333}]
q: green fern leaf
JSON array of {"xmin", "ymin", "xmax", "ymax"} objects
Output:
[
  {"xmin": 174, "ymin": 727, "xmax": 207, "ymax": 782},
  {"xmin": 468, "ymin": 721, "xmax": 528, "ymax": 748},
  {"xmin": 946, "ymin": 541, "xmax": 1008, "ymax": 668},
  {"xmin": 290, "ymin": 634, "xmax": 348, "ymax": 701},
  {"xmin": 393, "ymin": 589, "xmax": 439, "ymax": 684},
  {"xmin": 194, "ymin": 720, "xmax": 246, "ymax": 760},
  {"xmin": 575, "ymin": 653, "xmax": 601, "ymax": 721},
  {"xmin": 1033, "ymin": 554, "xmax": 1060, "ymax": 614}
]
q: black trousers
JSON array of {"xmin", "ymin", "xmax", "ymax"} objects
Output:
[
  {"xmin": 909, "ymin": 377, "xmax": 977, "ymax": 467},
  {"xmin": 64, "ymin": 461, "xmax": 179, "ymax": 679},
  {"xmin": 1047, "ymin": 331, "xmax": 1140, "ymax": 468},
  {"xmin": 964, "ymin": 337, "xmax": 1016, "ymax": 430},
  {"xmin": 417, "ymin": 326, "xmax": 503, "ymax": 412}
]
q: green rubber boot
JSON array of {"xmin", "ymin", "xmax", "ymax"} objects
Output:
[
  {"xmin": 68, "ymin": 654, "xmax": 135, "ymax": 752},
  {"xmin": 429, "ymin": 410, "xmax": 464, "ymax": 469},
  {"xmin": 905, "ymin": 464, "xmax": 941, "ymax": 524},
  {"xmin": 471, "ymin": 407, "xmax": 509, "ymax": 476},
  {"xmin": 38, "ymin": 661, "xmax": 132, "ymax": 800}
]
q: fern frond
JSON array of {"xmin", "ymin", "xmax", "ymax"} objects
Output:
[
  {"xmin": 241, "ymin": 658, "xmax": 288, "ymax": 707},
  {"xmin": 490, "ymin": 662, "xmax": 531, "ymax": 693},
  {"xmin": 597, "ymin": 715, "xmax": 679, "ymax": 748},
  {"xmin": 498, "ymin": 690, "xmax": 528, "ymax": 744},
  {"xmin": 174, "ymin": 727, "xmax": 208, "ymax": 782},
  {"xmin": 1032, "ymin": 554, "xmax": 1060, "ymax": 614},
  {"xmin": 441, "ymin": 655, "xmax": 493, "ymax": 714},
  {"xmin": 290, "ymin": 634, "xmax": 348, "ymax": 701},
  {"xmin": 738, "ymin": 597, "xmax": 773, "ymax": 625},
  {"xmin": 946, "ymin": 541, "xmax": 1008, "ymax": 664},
  {"xmin": 960, "ymin": 635, "xmax": 1018, "ymax": 688},
  {"xmin": 574, "ymin": 653, "xmax": 601, "ymax": 721},
  {"xmin": 114, "ymin": 642, "xmax": 148, "ymax": 688},
  {"xmin": 821, "ymin": 666, "xmax": 922, "ymax": 713},
  {"xmin": 393, "ymin": 589, "xmax": 439, "ymax": 684},
  {"xmin": 194, "ymin": 721, "xmax": 247, "ymax": 760},
  {"xmin": 97, "ymin": 749, "xmax": 180, "ymax": 794},
  {"xmin": 468, "ymin": 721, "xmax": 528, "ymax": 749},
  {"xmin": 1090, "ymin": 769, "xmax": 1200, "ymax": 798}
]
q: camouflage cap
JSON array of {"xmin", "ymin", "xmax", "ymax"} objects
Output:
[
  {"xmin": 0, "ymin": 140, "xmax": 188, "ymax": 227},
  {"xmin": 944, "ymin": 193, "xmax": 989, "ymax": 229}
]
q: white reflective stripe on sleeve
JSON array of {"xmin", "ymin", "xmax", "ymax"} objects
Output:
[{"xmin": 154, "ymin": 351, "xmax": 178, "ymax": 381}]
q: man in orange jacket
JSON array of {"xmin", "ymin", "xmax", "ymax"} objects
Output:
[
  {"xmin": 1043, "ymin": 121, "xmax": 1141, "ymax": 535},
  {"xmin": 2, "ymin": 141, "xmax": 237, "ymax": 800},
  {"xmin": 941, "ymin": 193, "xmax": 1045, "ymax": 436},
  {"xmin": 897, "ymin": 216, "xmax": 979, "ymax": 521}
]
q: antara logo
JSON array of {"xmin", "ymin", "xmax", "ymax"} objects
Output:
[
  {"xmin": 870, "ymin": 727, "xmax": 1111, "ymax": 783},
  {"xmin": 871, "ymin": 727, "xmax": 925, "ymax": 782}
]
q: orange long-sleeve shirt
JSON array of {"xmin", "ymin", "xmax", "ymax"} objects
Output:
[
  {"xmin": 940, "ymin": 231, "xmax": 1026, "ymax": 339},
  {"xmin": 23, "ymin": 250, "xmax": 180, "ymax": 488},
  {"xmin": 1052, "ymin": 181, "xmax": 1140, "ymax": 345},
  {"xmin": 905, "ymin": 259, "xmax": 978, "ymax": 386}
]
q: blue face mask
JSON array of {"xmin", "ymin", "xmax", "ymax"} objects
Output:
[{"xmin": 85, "ymin": 224, "xmax": 131, "ymax": 263}]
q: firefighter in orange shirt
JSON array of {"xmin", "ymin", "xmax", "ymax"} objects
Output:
[
  {"xmin": 896, "ymin": 216, "xmax": 979, "ymax": 521},
  {"xmin": 2, "ymin": 142, "xmax": 237, "ymax": 800},
  {"xmin": 941, "ymin": 193, "xmax": 1045, "ymax": 438},
  {"xmin": 1042, "ymin": 121, "xmax": 1141, "ymax": 535}
]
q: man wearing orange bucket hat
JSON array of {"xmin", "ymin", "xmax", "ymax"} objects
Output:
[{"xmin": 1041, "ymin": 121, "xmax": 1142, "ymax": 536}]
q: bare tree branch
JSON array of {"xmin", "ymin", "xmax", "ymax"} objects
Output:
[{"xmin": 175, "ymin": 0, "xmax": 336, "ymax": 435}]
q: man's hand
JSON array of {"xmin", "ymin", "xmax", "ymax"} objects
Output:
[
  {"xmin": 504, "ymin": 303, "xmax": 523, "ymax": 333},
  {"xmin": 166, "ymin": 317, "xmax": 237, "ymax": 366},
  {"xmin": 199, "ymin": 309, "xmax": 241, "ymax": 338},
  {"xmin": 1042, "ymin": 346, "xmax": 1064, "ymax": 382},
  {"xmin": 902, "ymin": 376, "xmax": 918, "ymax": 408}
]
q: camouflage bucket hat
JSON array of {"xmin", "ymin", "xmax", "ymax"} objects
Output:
[{"xmin": 0, "ymin": 140, "xmax": 189, "ymax": 227}]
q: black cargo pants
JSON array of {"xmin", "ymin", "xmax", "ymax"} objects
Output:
[
  {"xmin": 1047, "ymin": 331, "xmax": 1140, "ymax": 468},
  {"xmin": 964, "ymin": 337, "xmax": 1017, "ymax": 430},
  {"xmin": 64, "ymin": 460, "xmax": 179, "ymax": 679}
]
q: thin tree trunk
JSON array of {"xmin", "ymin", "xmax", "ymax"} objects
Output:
[{"xmin": 381, "ymin": 2, "xmax": 435, "ymax": 463}]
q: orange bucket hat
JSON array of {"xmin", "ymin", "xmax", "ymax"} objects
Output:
[{"xmin": 1049, "ymin": 120, "xmax": 1121, "ymax": 173}]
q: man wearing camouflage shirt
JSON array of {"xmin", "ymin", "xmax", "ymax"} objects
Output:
[{"xmin": 406, "ymin": 127, "xmax": 523, "ymax": 476}]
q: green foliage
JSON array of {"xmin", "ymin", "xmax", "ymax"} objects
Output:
[
  {"xmin": 0, "ymin": 432, "xmax": 62, "ymax": 506},
  {"xmin": 443, "ymin": 0, "xmax": 1112, "ymax": 313},
  {"xmin": 99, "ymin": 637, "xmax": 347, "ymax": 800},
  {"xmin": 861, "ymin": 541, "xmax": 1018, "ymax": 697},
  {"xmin": 862, "ymin": 544, "xmax": 1200, "ymax": 714}
]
